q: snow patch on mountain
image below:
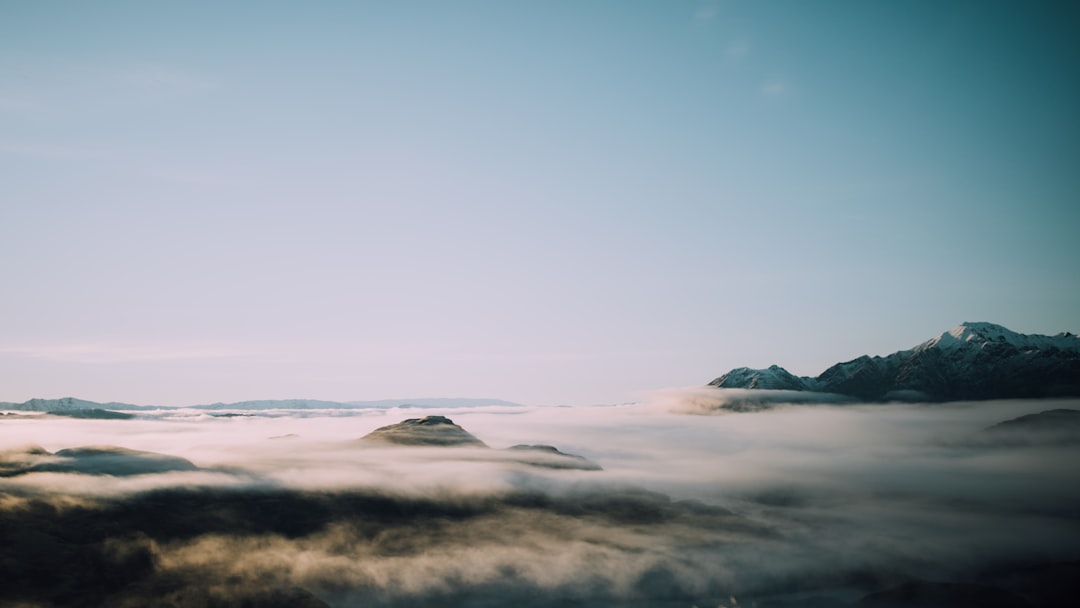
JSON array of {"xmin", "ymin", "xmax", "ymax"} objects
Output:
[
  {"xmin": 709, "ymin": 365, "xmax": 813, "ymax": 391},
  {"xmin": 915, "ymin": 322, "xmax": 1079, "ymax": 353}
]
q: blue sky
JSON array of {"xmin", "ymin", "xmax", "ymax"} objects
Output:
[{"xmin": 2, "ymin": 1, "xmax": 1078, "ymax": 406}]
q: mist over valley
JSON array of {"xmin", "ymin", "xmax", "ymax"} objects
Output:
[{"xmin": 3, "ymin": 395, "xmax": 1079, "ymax": 607}]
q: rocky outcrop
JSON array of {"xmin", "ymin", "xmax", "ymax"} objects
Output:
[{"xmin": 360, "ymin": 415, "xmax": 488, "ymax": 447}]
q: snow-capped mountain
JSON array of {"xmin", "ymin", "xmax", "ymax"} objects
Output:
[
  {"xmin": 709, "ymin": 322, "xmax": 1080, "ymax": 401},
  {"xmin": 914, "ymin": 321, "xmax": 1079, "ymax": 353},
  {"xmin": 707, "ymin": 365, "xmax": 811, "ymax": 391}
]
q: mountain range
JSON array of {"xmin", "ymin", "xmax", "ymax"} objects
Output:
[
  {"xmin": 710, "ymin": 322, "xmax": 1080, "ymax": 402},
  {"xmin": 0, "ymin": 396, "xmax": 521, "ymax": 412},
  {"xmin": 5, "ymin": 323, "xmax": 1078, "ymax": 410}
]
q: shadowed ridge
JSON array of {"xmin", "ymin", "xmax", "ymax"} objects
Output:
[
  {"xmin": 506, "ymin": 444, "xmax": 602, "ymax": 470},
  {"xmin": 33, "ymin": 445, "xmax": 198, "ymax": 476},
  {"xmin": 857, "ymin": 580, "xmax": 1034, "ymax": 608},
  {"xmin": 47, "ymin": 408, "xmax": 135, "ymax": 420},
  {"xmin": 986, "ymin": 408, "xmax": 1080, "ymax": 432},
  {"xmin": 975, "ymin": 408, "xmax": 1080, "ymax": 446}
]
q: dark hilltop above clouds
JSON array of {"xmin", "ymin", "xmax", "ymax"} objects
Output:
[
  {"xmin": 710, "ymin": 322, "xmax": 1080, "ymax": 402},
  {"xmin": 360, "ymin": 415, "xmax": 602, "ymax": 470},
  {"xmin": 361, "ymin": 415, "xmax": 488, "ymax": 447},
  {"xmin": 0, "ymin": 445, "xmax": 197, "ymax": 477}
]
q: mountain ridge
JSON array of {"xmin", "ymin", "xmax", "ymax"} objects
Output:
[
  {"xmin": 0, "ymin": 396, "xmax": 522, "ymax": 412},
  {"xmin": 710, "ymin": 322, "xmax": 1080, "ymax": 402}
]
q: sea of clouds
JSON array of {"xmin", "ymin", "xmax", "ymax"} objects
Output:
[{"xmin": 2, "ymin": 393, "xmax": 1079, "ymax": 607}]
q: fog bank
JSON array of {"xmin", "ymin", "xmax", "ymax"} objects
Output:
[{"xmin": 2, "ymin": 398, "xmax": 1079, "ymax": 606}]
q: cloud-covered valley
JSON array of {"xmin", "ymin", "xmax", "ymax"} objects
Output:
[{"xmin": 2, "ymin": 397, "xmax": 1079, "ymax": 607}]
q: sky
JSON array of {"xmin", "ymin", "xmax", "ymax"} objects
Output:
[{"xmin": 2, "ymin": 0, "xmax": 1078, "ymax": 406}]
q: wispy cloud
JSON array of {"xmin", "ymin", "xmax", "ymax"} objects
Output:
[
  {"xmin": 0, "ymin": 343, "xmax": 256, "ymax": 364},
  {"xmin": 141, "ymin": 166, "xmax": 245, "ymax": 186},
  {"xmin": 761, "ymin": 79, "xmax": 790, "ymax": 97},
  {"xmin": 0, "ymin": 95, "xmax": 44, "ymax": 116},
  {"xmin": 0, "ymin": 139, "xmax": 112, "ymax": 162},
  {"xmin": 116, "ymin": 63, "xmax": 217, "ymax": 100},
  {"xmin": 0, "ymin": 55, "xmax": 218, "ymax": 115},
  {"xmin": 694, "ymin": 1, "xmax": 720, "ymax": 24},
  {"xmin": 724, "ymin": 39, "xmax": 751, "ymax": 63},
  {"xmin": 0, "ymin": 135, "xmax": 245, "ymax": 186}
]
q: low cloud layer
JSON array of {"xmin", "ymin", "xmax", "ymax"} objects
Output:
[
  {"xmin": 643, "ymin": 386, "xmax": 856, "ymax": 414},
  {"xmin": 2, "ymin": 397, "xmax": 1079, "ymax": 606}
]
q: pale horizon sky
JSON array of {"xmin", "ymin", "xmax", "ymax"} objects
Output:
[{"xmin": 2, "ymin": 1, "xmax": 1078, "ymax": 406}]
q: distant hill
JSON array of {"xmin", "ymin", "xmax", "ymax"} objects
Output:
[
  {"xmin": 195, "ymin": 399, "xmax": 364, "ymax": 411},
  {"xmin": 47, "ymin": 409, "xmax": 136, "ymax": 420},
  {"xmin": 979, "ymin": 409, "xmax": 1080, "ymax": 446},
  {"xmin": 0, "ymin": 396, "xmax": 522, "ymax": 412},
  {"xmin": 709, "ymin": 322, "xmax": 1080, "ymax": 402},
  {"xmin": 346, "ymin": 397, "xmax": 521, "ymax": 409},
  {"xmin": 986, "ymin": 408, "xmax": 1080, "ymax": 433},
  {"xmin": 0, "ymin": 397, "xmax": 153, "ymax": 412}
]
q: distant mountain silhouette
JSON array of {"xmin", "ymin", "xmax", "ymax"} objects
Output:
[
  {"xmin": 47, "ymin": 408, "xmax": 135, "ymax": 420},
  {"xmin": 979, "ymin": 409, "xmax": 1080, "ymax": 446},
  {"xmin": 1, "ymin": 396, "xmax": 522, "ymax": 412},
  {"xmin": 986, "ymin": 409, "xmax": 1080, "ymax": 433}
]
